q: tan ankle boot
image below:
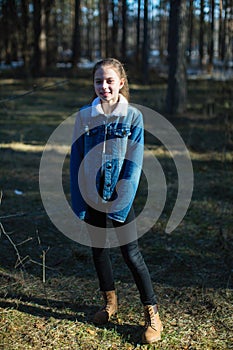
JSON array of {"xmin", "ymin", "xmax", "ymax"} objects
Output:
[
  {"xmin": 142, "ymin": 305, "xmax": 163, "ymax": 344},
  {"xmin": 93, "ymin": 290, "xmax": 118, "ymax": 325}
]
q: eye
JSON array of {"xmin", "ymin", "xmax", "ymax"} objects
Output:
[
  {"xmin": 95, "ymin": 80, "xmax": 102, "ymax": 85},
  {"xmin": 107, "ymin": 79, "xmax": 114, "ymax": 84}
]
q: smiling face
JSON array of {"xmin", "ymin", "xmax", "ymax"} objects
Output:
[{"xmin": 94, "ymin": 66, "xmax": 125, "ymax": 107}]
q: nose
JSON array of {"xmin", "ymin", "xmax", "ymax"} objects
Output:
[{"xmin": 102, "ymin": 80, "xmax": 108, "ymax": 89}]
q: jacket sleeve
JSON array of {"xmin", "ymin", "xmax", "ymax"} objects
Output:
[
  {"xmin": 108, "ymin": 110, "xmax": 144, "ymax": 222},
  {"xmin": 70, "ymin": 112, "xmax": 87, "ymax": 220}
]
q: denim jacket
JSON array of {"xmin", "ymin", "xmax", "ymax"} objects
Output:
[{"xmin": 70, "ymin": 95, "xmax": 144, "ymax": 222}]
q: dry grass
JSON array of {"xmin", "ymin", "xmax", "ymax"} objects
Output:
[
  {"xmin": 0, "ymin": 75, "xmax": 233, "ymax": 349},
  {"xmin": 0, "ymin": 274, "xmax": 232, "ymax": 349}
]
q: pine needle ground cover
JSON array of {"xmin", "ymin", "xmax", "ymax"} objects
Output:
[{"xmin": 0, "ymin": 75, "xmax": 232, "ymax": 349}]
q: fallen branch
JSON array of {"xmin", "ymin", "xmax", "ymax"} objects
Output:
[{"xmin": 0, "ymin": 222, "xmax": 26, "ymax": 269}]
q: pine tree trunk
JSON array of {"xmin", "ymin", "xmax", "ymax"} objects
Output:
[
  {"xmin": 72, "ymin": 0, "xmax": 81, "ymax": 70},
  {"xmin": 121, "ymin": 0, "xmax": 127, "ymax": 60},
  {"xmin": 40, "ymin": 0, "xmax": 47, "ymax": 74},
  {"xmin": 187, "ymin": 0, "xmax": 194, "ymax": 63},
  {"xmin": 136, "ymin": 0, "xmax": 141, "ymax": 64},
  {"xmin": 166, "ymin": 0, "xmax": 188, "ymax": 114},
  {"xmin": 208, "ymin": 0, "xmax": 215, "ymax": 72},
  {"xmin": 111, "ymin": 0, "xmax": 119, "ymax": 58},
  {"xmin": 21, "ymin": 0, "xmax": 30, "ymax": 71},
  {"xmin": 142, "ymin": 0, "xmax": 149, "ymax": 83},
  {"xmin": 32, "ymin": 0, "xmax": 42, "ymax": 76},
  {"xmin": 199, "ymin": 0, "xmax": 204, "ymax": 68}
]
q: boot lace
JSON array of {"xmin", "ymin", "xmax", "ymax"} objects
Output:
[
  {"xmin": 144, "ymin": 305, "xmax": 158, "ymax": 330},
  {"xmin": 103, "ymin": 293, "xmax": 115, "ymax": 314}
]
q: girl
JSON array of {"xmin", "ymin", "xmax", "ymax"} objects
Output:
[{"xmin": 70, "ymin": 58, "xmax": 163, "ymax": 344}]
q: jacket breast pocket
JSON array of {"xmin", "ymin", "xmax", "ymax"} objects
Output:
[
  {"xmin": 111, "ymin": 127, "xmax": 131, "ymax": 159},
  {"xmin": 84, "ymin": 126, "xmax": 99, "ymax": 152},
  {"xmin": 113, "ymin": 127, "xmax": 131, "ymax": 138},
  {"xmin": 85, "ymin": 126, "xmax": 98, "ymax": 136}
]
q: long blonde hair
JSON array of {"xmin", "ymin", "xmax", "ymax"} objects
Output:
[{"xmin": 92, "ymin": 58, "xmax": 130, "ymax": 101}]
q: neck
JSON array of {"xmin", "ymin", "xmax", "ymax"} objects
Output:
[{"xmin": 101, "ymin": 101, "xmax": 118, "ymax": 115}]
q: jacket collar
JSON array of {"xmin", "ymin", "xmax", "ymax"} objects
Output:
[{"xmin": 91, "ymin": 94, "xmax": 128, "ymax": 117}]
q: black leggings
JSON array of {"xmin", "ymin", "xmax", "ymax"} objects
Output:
[{"xmin": 86, "ymin": 205, "xmax": 157, "ymax": 306}]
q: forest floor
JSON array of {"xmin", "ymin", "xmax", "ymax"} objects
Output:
[{"xmin": 0, "ymin": 70, "xmax": 232, "ymax": 349}]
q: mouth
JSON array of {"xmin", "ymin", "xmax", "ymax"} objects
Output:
[{"xmin": 101, "ymin": 92, "xmax": 111, "ymax": 98}]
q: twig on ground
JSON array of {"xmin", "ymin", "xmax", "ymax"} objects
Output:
[
  {"xmin": 0, "ymin": 193, "xmax": 53, "ymax": 277},
  {"xmin": 0, "ymin": 222, "xmax": 26, "ymax": 269}
]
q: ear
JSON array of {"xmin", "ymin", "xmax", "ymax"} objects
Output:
[{"xmin": 119, "ymin": 78, "xmax": 125, "ymax": 89}]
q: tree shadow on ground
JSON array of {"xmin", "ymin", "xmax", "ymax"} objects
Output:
[
  {"xmin": 0, "ymin": 295, "xmax": 95, "ymax": 323},
  {"xmin": 0, "ymin": 294, "xmax": 143, "ymax": 346}
]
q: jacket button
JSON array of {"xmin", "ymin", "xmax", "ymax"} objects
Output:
[
  {"xmin": 106, "ymin": 163, "xmax": 112, "ymax": 169},
  {"xmin": 106, "ymin": 183, "xmax": 111, "ymax": 187}
]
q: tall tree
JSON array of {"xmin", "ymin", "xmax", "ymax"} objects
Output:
[
  {"xmin": 2, "ymin": 1, "xmax": 11, "ymax": 64},
  {"xmin": 87, "ymin": 2, "xmax": 92, "ymax": 60},
  {"xmin": 219, "ymin": 0, "xmax": 224, "ymax": 60},
  {"xmin": 99, "ymin": 0, "xmax": 109, "ymax": 57},
  {"xmin": 199, "ymin": 0, "xmax": 205, "ymax": 68},
  {"xmin": 45, "ymin": 0, "xmax": 56, "ymax": 67},
  {"xmin": 86, "ymin": 0, "xmax": 96, "ymax": 61},
  {"xmin": 40, "ymin": 0, "xmax": 46, "ymax": 74},
  {"xmin": 158, "ymin": 0, "xmax": 169, "ymax": 64},
  {"xmin": 32, "ymin": 0, "xmax": 49, "ymax": 75},
  {"xmin": 208, "ymin": 0, "xmax": 215, "ymax": 71},
  {"xmin": 72, "ymin": 0, "xmax": 81, "ymax": 69},
  {"xmin": 121, "ymin": 0, "xmax": 127, "ymax": 60},
  {"xmin": 166, "ymin": 0, "xmax": 188, "ymax": 114},
  {"xmin": 142, "ymin": 0, "xmax": 149, "ymax": 83},
  {"xmin": 32, "ymin": 0, "xmax": 42, "ymax": 76},
  {"xmin": 136, "ymin": 0, "xmax": 141, "ymax": 64},
  {"xmin": 223, "ymin": 0, "xmax": 233, "ymax": 66},
  {"xmin": 111, "ymin": 0, "xmax": 119, "ymax": 58},
  {"xmin": 187, "ymin": 0, "xmax": 194, "ymax": 63},
  {"xmin": 1, "ymin": 0, "xmax": 19, "ymax": 64},
  {"xmin": 21, "ymin": 0, "xmax": 30, "ymax": 70},
  {"xmin": 9, "ymin": 0, "xmax": 19, "ymax": 61},
  {"xmin": 222, "ymin": 0, "xmax": 228, "ymax": 62}
]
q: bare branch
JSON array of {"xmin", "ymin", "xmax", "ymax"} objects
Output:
[{"xmin": 0, "ymin": 222, "xmax": 25, "ymax": 269}]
